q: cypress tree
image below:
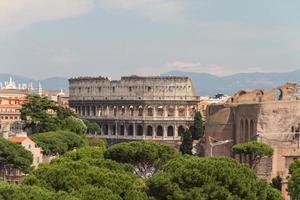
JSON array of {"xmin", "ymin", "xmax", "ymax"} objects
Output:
[
  {"xmin": 180, "ymin": 129, "xmax": 193, "ymax": 155},
  {"xmin": 192, "ymin": 112, "xmax": 204, "ymax": 140}
]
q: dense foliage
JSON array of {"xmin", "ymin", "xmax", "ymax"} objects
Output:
[
  {"xmin": 271, "ymin": 176, "xmax": 282, "ymax": 191},
  {"xmin": 179, "ymin": 129, "xmax": 193, "ymax": 155},
  {"xmin": 61, "ymin": 116, "xmax": 87, "ymax": 135},
  {"xmin": 0, "ymin": 138, "xmax": 33, "ymax": 174},
  {"xmin": 105, "ymin": 141, "xmax": 178, "ymax": 178},
  {"xmin": 30, "ymin": 131, "xmax": 87, "ymax": 155},
  {"xmin": 22, "ymin": 144, "xmax": 148, "ymax": 200},
  {"xmin": 232, "ymin": 141, "xmax": 273, "ymax": 169},
  {"xmin": 288, "ymin": 159, "xmax": 300, "ymax": 200},
  {"xmin": 192, "ymin": 112, "xmax": 204, "ymax": 140},
  {"xmin": 147, "ymin": 156, "xmax": 283, "ymax": 200},
  {"xmin": 21, "ymin": 95, "xmax": 76, "ymax": 133},
  {"xmin": 84, "ymin": 119, "xmax": 101, "ymax": 134}
]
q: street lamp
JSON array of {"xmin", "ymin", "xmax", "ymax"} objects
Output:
[{"xmin": 209, "ymin": 138, "xmax": 233, "ymax": 157}]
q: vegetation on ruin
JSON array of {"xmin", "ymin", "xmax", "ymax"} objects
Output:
[
  {"xmin": 192, "ymin": 111, "xmax": 204, "ymax": 140},
  {"xmin": 288, "ymin": 159, "xmax": 300, "ymax": 200},
  {"xmin": 29, "ymin": 131, "xmax": 87, "ymax": 155},
  {"xmin": 179, "ymin": 129, "xmax": 193, "ymax": 155},
  {"xmin": 232, "ymin": 141, "xmax": 273, "ymax": 169},
  {"xmin": 104, "ymin": 141, "xmax": 178, "ymax": 178},
  {"xmin": 0, "ymin": 138, "xmax": 33, "ymax": 174}
]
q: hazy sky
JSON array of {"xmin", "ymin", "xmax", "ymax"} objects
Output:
[{"xmin": 0, "ymin": 0, "xmax": 300, "ymax": 79}]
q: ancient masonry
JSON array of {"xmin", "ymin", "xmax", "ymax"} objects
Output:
[
  {"xmin": 69, "ymin": 76, "xmax": 200, "ymax": 142},
  {"xmin": 204, "ymin": 83, "xmax": 300, "ymax": 180}
]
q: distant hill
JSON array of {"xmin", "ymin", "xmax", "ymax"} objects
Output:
[
  {"xmin": 162, "ymin": 69, "xmax": 300, "ymax": 96},
  {"xmin": 0, "ymin": 74, "xmax": 68, "ymax": 90}
]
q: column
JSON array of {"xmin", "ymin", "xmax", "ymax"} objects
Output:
[
  {"xmin": 164, "ymin": 106, "xmax": 168, "ymax": 118},
  {"xmin": 174, "ymin": 124, "xmax": 178, "ymax": 139},
  {"xmin": 124, "ymin": 124, "xmax": 128, "ymax": 136},
  {"xmin": 133, "ymin": 122, "xmax": 136, "ymax": 137},
  {"xmin": 163, "ymin": 125, "xmax": 167, "ymax": 139},
  {"xmin": 175, "ymin": 105, "xmax": 178, "ymax": 118},
  {"xmin": 152, "ymin": 125, "xmax": 156, "ymax": 139},
  {"xmin": 185, "ymin": 105, "xmax": 190, "ymax": 118}
]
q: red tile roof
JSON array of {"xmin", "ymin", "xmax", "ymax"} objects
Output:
[{"xmin": 8, "ymin": 136, "xmax": 27, "ymax": 143}]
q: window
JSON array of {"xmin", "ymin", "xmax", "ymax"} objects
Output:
[
  {"xmin": 148, "ymin": 87, "xmax": 151, "ymax": 92},
  {"xmin": 112, "ymin": 87, "xmax": 115, "ymax": 93}
]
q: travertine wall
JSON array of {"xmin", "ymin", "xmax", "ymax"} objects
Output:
[{"xmin": 205, "ymin": 83, "xmax": 300, "ymax": 180}]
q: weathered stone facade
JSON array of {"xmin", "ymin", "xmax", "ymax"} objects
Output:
[
  {"xmin": 204, "ymin": 83, "xmax": 300, "ymax": 180},
  {"xmin": 69, "ymin": 76, "xmax": 200, "ymax": 142}
]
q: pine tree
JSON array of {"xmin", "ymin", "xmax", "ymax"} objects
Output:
[
  {"xmin": 180, "ymin": 129, "xmax": 193, "ymax": 155},
  {"xmin": 192, "ymin": 112, "xmax": 204, "ymax": 140}
]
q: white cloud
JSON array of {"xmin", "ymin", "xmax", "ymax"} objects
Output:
[
  {"xmin": 0, "ymin": 0, "xmax": 94, "ymax": 33},
  {"xmin": 97, "ymin": 0, "xmax": 184, "ymax": 22}
]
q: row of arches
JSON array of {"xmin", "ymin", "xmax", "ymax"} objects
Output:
[
  {"xmin": 239, "ymin": 119, "xmax": 256, "ymax": 142},
  {"xmin": 100, "ymin": 124, "xmax": 188, "ymax": 137}
]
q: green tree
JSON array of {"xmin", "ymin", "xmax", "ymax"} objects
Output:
[
  {"xmin": 271, "ymin": 176, "xmax": 282, "ymax": 191},
  {"xmin": 179, "ymin": 129, "xmax": 193, "ymax": 155},
  {"xmin": 21, "ymin": 95, "xmax": 75, "ymax": 133},
  {"xmin": 192, "ymin": 112, "xmax": 204, "ymax": 140},
  {"xmin": 288, "ymin": 159, "xmax": 300, "ymax": 200},
  {"xmin": 83, "ymin": 119, "xmax": 101, "ymax": 135},
  {"xmin": 232, "ymin": 141, "xmax": 273, "ymax": 169},
  {"xmin": 0, "ymin": 138, "xmax": 32, "ymax": 178},
  {"xmin": 105, "ymin": 141, "xmax": 178, "ymax": 178},
  {"xmin": 62, "ymin": 116, "xmax": 87, "ymax": 135},
  {"xmin": 30, "ymin": 131, "xmax": 87, "ymax": 155},
  {"xmin": 147, "ymin": 156, "xmax": 283, "ymax": 200}
]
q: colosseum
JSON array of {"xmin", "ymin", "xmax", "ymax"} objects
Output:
[{"xmin": 69, "ymin": 76, "xmax": 200, "ymax": 142}]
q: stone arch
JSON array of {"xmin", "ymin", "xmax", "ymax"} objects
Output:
[
  {"xmin": 120, "ymin": 125, "xmax": 125, "ymax": 135},
  {"xmin": 168, "ymin": 106, "xmax": 175, "ymax": 117},
  {"xmin": 156, "ymin": 126, "xmax": 163, "ymax": 136},
  {"xmin": 178, "ymin": 106, "xmax": 185, "ymax": 117},
  {"xmin": 250, "ymin": 120, "xmax": 254, "ymax": 139},
  {"xmin": 128, "ymin": 125, "xmax": 134, "ymax": 136},
  {"xmin": 157, "ymin": 106, "xmax": 164, "ymax": 116},
  {"xmin": 167, "ymin": 126, "xmax": 174, "ymax": 137},
  {"xmin": 275, "ymin": 88, "xmax": 283, "ymax": 100},
  {"xmin": 146, "ymin": 125, "xmax": 153, "ymax": 136},
  {"xmin": 103, "ymin": 124, "xmax": 108, "ymax": 135},
  {"xmin": 136, "ymin": 125, "xmax": 143, "ymax": 136},
  {"xmin": 178, "ymin": 125, "xmax": 185, "ymax": 137},
  {"xmin": 138, "ymin": 106, "xmax": 143, "ymax": 117},
  {"xmin": 147, "ymin": 106, "xmax": 153, "ymax": 117},
  {"xmin": 245, "ymin": 119, "xmax": 249, "ymax": 141}
]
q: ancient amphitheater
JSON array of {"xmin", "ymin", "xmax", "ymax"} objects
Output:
[{"xmin": 69, "ymin": 76, "xmax": 200, "ymax": 142}]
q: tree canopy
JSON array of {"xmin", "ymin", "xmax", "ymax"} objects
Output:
[
  {"xmin": 105, "ymin": 141, "xmax": 178, "ymax": 178},
  {"xmin": 61, "ymin": 116, "xmax": 87, "ymax": 135},
  {"xmin": 288, "ymin": 159, "xmax": 300, "ymax": 200},
  {"xmin": 21, "ymin": 95, "xmax": 76, "ymax": 134},
  {"xmin": 29, "ymin": 131, "xmax": 87, "ymax": 155},
  {"xmin": 192, "ymin": 112, "xmax": 204, "ymax": 140},
  {"xmin": 0, "ymin": 138, "xmax": 32, "ymax": 174},
  {"xmin": 232, "ymin": 141, "xmax": 273, "ymax": 169},
  {"xmin": 179, "ymin": 129, "xmax": 193, "ymax": 155},
  {"xmin": 147, "ymin": 156, "xmax": 283, "ymax": 200}
]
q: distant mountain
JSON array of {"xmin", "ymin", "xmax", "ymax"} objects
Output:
[
  {"xmin": 0, "ymin": 74, "xmax": 68, "ymax": 90},
  {"xmin": 162, "ymin": 70, "xmax": 300, "ymax": 96}
]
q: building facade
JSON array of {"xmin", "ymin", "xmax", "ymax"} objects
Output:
[
  {"xmin": 69, "ymin": 76, "xmax": 200, "ymax": 142},
  {"xmin": 204, "ymin": 83, "xmax": 300, "ymax": 182}
]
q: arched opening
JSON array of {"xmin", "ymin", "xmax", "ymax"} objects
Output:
[
  {"xmin": 240, "ymin": 119, "xmax": 244, "ymax": 142},
  {"xmin": 178, "ymin": 106, "xmax": 185, "ymax": 117},
  {"xmin": 120, "ymin": 125, "xmax": 125, "ymax": 135},
  {"xmin": 147, "ymin": 106, "xmax": 153, "ymax": 116},
  {"xmin": 250, "ymin": 120, "xmax": 254, "ymax": 139},
  {"xmin": 121, "ymin": 106, "xmax": 125, "ymax": 115},
  {"xmin": 168, "ymin": 106, "xmax": 175, "ymax": 117},
  {"xmin": 111, "ymin": 125, "xmax": 116, "ymax": 135},
  {"xmin": 129, "ymin": 106, "xmax": 134, "ymax": 116},
  {"xmin": 167, "ymin": 126, "xmax": 174, "ymax": 137},
  {"xmin": 156, "ymin": 126, "xmax": 163, "ymax": 137},
  {"xmin": 128, "ymin": 125, "xmax": 134, "ymax": 136},
  {"xmin": 138, "ymin": 106, "xmax": 143, "ymax": 117},
  {"xmin": 157, "ymin": 106, "xmax": 164, "ymax": 116},
  {"xmin": 245, "ymin": 120, "xmax": 249, "ymax": 142},
  {"xmin": 103, "ymin": 124, "xmax": 108, "ymax": 135},
  {"xmin": 137, "ymin": 125, "xmax": 143, "ymax": 136},
  {"xmin": 178, "ymin": 125, "xmax": 185, "ymax": 137},
  {"xmin": 146, "ymin": 126, "xmax": 153, "ymax": 136},
  {"xmin": 275, "ymin": 89, "xmax": 283, "ymax": 100}
]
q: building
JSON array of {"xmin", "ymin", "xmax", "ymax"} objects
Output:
[
  {"xmin": 69, "ymin": 76, "xmax": 200, "ymax": 143},
  {"xmin": 204, "ymin": 83, "xmax": 300, "ymax": 182}
]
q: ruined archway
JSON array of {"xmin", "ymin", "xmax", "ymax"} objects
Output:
[
  {"xmin": 137, "ymin": 125, "xmax": 143, "ymax": 136},
  {"xmin": 146, "ymin": 125, "xmax": 153, "ymax": 136},
  {"xmin": 156, "ymin": 126, "xmax": 163, "ymax": 137},
  {"xmin": 167, "ymin": 126, "xmax": 174, "ymax": 137},
  {"xmin": 120, "ymin": 125, "xmax": 125, "ymax": 135}
]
